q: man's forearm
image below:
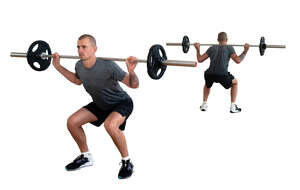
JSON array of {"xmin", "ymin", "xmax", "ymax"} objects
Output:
[
  {"xmin": 129, "ymin": 72, "xmax": 139, "ymax": 88},
  {"xmin": 196, "ymin": 49, "xmax": 202, "ymax": 62},
  {"xmin": 54, "ymin": 65, "xmax": 79, "ymax": 84},
  {"xmin": 239, "ymin": 51, "xmax": 247, "ymax": 62}
]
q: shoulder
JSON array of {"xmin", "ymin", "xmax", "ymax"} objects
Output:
[
  {"xmin": 227, "ymin": 45, "xmax": 235, "ymax": 51},
  {"xmin": 95, "ymin": 58, "xmax": 116, "ymax": 66},
  {"xmin": 75, "ymin": 60, "xmax": 83, "ymax": 70},
  {"xmin": 210, "ymin": 45, "xmax": 219, "ymax": 51},
  {"xmin": 75, "ymin": 60, "xmax": 82, "ymax": 67},
  {"xmin": 103, "ymin": 59, "xmax": 121, "ymax": 70},
  {"xmin": 206, "ymin": 46, "xmax": 214, "ymax": 52}
]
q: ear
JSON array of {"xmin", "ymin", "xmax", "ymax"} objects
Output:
[{"xmin": 94, "ymin": 46, "xmax": 97, "ymax": 52}]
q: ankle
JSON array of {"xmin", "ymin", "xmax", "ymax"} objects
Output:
[
  {"xmin": 122, "ymin": 156, "xmax": 130, "ymax": 161},
  {"xmin": 81, "ymin": 151, "xmax": 92, "ymax": 157}
]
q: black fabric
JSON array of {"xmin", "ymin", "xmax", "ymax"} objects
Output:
[
  {"xmin": 204, "ymin": 71, "xmax": 235, "ymax": 89},
  {"xmin": 83, "ymin": 98, "xmax": 133, "ymax": 131}
]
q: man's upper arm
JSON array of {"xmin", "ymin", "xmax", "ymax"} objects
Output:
[
  {"xmin": 230, "ymin": 54, "xmax": 241, "ymax": 63},
  {"xmin": 199, "ymin": 53, "xmax": 209, "ymax": 62},
  {"xmin": 229, "ymin": 46, "xmax": 241, "ymax": 63},
  {"xmin": 74, "ymin": 66, "xmax": 82, "ymax": 85},
  {"xmin": 198, "ymin": 47, "xmax": 211, "ymax": 63},
  {"xmin": 74, "ymin": 75, "xmax": 82, "ymax": 85},
  {"xmin": 109, "ymin": 61, "xmax": 126, "ymax": 81}
]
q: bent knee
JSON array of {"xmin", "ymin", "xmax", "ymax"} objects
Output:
[
  {"xmin": 104, "ymin": 120, "xmax": 119, "ymax": 132},
  {"xmin": 67, "ymin": 116, "xmax": 80, "ymax": 130},
  {"xmin": 232, "ymin": 78, "xmax": 238, "ymax": 85}
]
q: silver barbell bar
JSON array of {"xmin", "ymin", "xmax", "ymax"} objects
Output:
[
  {"xmin": 10, "ymin": 52, "xmax": 197, "ymax": 67},
  {"xmin": 166, "ymin": 42, "xmax": 286, "ymax": 49}
]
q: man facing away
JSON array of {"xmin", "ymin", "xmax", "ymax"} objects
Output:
[{"xmin": 194, "ymin": 32, "xmax": 249, "ymax": 113}]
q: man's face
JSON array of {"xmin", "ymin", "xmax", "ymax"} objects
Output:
[{"xmin": 77, "ymin": 38, "xmax": 97, "ymax": 61}]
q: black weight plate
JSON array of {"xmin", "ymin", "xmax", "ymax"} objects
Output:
[
  {"xmin": 182, "ymin": 35, "xmax": 190, "ymax": 53},
  {"xmin": 147, "ymin": 44, "xmax": 167, "ymax": 80},
  {"xmin": 27, "ymin": 40, "xmax": 52, "ymax": 71},
  {"xmin": 259, "ymin": 37, "xmax": 266, "ymax": 56}
]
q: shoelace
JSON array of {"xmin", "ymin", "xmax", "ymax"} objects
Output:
[
  {"xmin": 119, "ymin": 161, "xmax": 127, "ymax": 167},
  {"xmin": 119, "ymin": 160, "xmax": 132, "ymax": 167},
  {"xmin": 73, "ymin": 154, "xmax": 86, "ymax": 163}
]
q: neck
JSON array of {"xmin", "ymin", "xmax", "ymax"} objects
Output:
[
  {"xmin": 219, "ymin": 41, "xmax": 227, "ymax": 45},
  {"xmin": 82, "ymin": 56, "xmax": 97, "ymax": 69}
]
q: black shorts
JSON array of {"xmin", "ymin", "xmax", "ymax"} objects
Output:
[
  {"xmin": 83, "ymin": 98, "xmax": 133, "ymax": 131},
  {"xmin": 204, "ymin": 71, "xmax": 235, "ymax": 89}
]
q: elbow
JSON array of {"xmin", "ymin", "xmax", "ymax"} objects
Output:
[
  {"xmin": 130, "ymin": 84, "xmax": 139, "ymax": 89},
  {"xmin": 73, "ymin": 80, "xmax": 82, "ymax": 85},
  {"xmin": 235, "ymin": 59, "xmax": 242, "ymax": 64},
  {"xmin": 73, "ymin": 82, "xmax": 81, "ymax": 85},
  {"xmin": 197, "ymin": 59, "xmax": 204, "ymax": 63}
]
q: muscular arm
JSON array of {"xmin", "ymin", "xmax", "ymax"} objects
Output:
[
  {"xmin": 196, "ymin": 52, "xmax": 209, "ymax": 63},
  {"xmin": 121, "ymin": 72, "xmax": 139, "ymax": 89},
  {"xmin": 194, "ymin": 44, "xmax": 209, "ymax": 63},
  {"xmin": 54, "ymin": 64, "xmax": 82, "ymax": 85},
  {"xmin": 52, "ymin": 52, "xmax": 82, "ymax": 85},
  {"xmin": 230, "ymin": 51, "xmax": 247, "ymax": 64},
  {"xmin": 231, "ymin": 43, "xmax": 249, "ymax": 64}
]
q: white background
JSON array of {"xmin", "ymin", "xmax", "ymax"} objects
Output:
[{"xmin": 1, "ymin": 0, "xmax": 299, "ymax": 189}]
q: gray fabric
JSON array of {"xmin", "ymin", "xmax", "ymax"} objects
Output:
[
  {"xmin": 75, "ymin": 58, "xmax": 130, "ymax": 110},
  {"xmin": 205, "ymin": 45, "xmax": 236, "ymax": 75}
]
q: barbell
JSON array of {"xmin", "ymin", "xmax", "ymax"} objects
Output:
[
  {"xmin": 166, "ymin": 35, "xmax": 286, "ymax": 55},
  {"xmin": 10, "ymin": 40, "xmax": 197, "ymax": 80}
]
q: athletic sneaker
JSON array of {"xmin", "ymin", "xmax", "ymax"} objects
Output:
[
  {"xmin": 65, "ymin": 154, "xmax": 94, "ymax": 171},
  {"xmin": 200, "ymin": 103, "xmax": 208, "ymax": 111},
  {"xmin": 230, "ymin": 104, "xmax": 242, "ymax": 113},
  {"xmin": 118, "ymin": 159, "xmax": 134, "ymax": 179}
]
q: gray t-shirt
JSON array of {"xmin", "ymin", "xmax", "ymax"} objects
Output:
[
  {"xmin": 205, "ymin": 45, "xmax": 236, "ymax": 75},
  {"xmin": 75, "ymin": 58, "xmax": 130, "ymax": 110}
]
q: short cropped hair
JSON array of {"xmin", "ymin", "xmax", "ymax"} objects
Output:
[
  {"xmin": 218, "ymin": 32, "xmax": 228, "ymax": 42},
  {"xmin": 78, "ymin": 34, "xmax": 97, "ymax": 46}
]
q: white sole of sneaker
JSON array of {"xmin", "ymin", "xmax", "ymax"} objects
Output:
[
  {"xmin": 65, "ymin": 161, "xmax": 94, "ymax": 171},
  {"xmin": 230, "ymin": 111, "xmax": 241, "ymax": 113}
]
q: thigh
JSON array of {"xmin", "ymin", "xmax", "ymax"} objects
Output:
[
  {"xmin": 104, "ymin": 111, "xmax": 126, "ymax": 129},
  {"xmin": 68, "ymin": 107, "xmax": 98, "ymax": 126}
]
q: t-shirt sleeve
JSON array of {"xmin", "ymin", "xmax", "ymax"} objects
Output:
[
  {"xmin": 109, "ymin": 61, "xmax": 126, "ymax": 81},
  {"xmin": 205, "ymin": 47, "xmax": 213, "ymax": 57},
  {"xmin": 75, "ymin": 62, "xmax": 80, "ymax": 79},
  {"xmin": 228, "ymin": 46, "xmax": 236, "ymax": 56}
]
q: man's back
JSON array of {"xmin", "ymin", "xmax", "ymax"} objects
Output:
[{"xmin": 205, "ymin": 45, "xmax": 236, "ymax": 75}]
